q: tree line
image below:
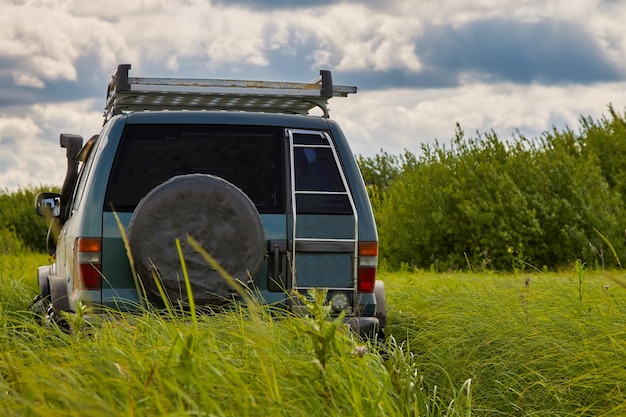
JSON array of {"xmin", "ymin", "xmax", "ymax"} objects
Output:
[{"xmin": 358, "ymin": 104, "xmax": 626, "ymax": 272}]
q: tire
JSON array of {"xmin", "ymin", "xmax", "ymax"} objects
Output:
[
  {"xmin": 45, "ymin": 302, "xmax": 70, "ymax": 332},
  {"xmin": 128, "ymin": 174, "xmax": 265, "ymax": 307},
  {"xmin": 29, "ymin": 294, "xmax": 49, "ymax": 325}
]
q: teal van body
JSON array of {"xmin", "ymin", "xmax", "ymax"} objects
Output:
[{"xmin": 34, "ymin": 67, "xmax": 385, "ymax": 338}]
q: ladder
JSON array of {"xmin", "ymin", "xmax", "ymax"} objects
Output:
[
  {"xmin": 288, "ymin": 129, "xmax": 359, "ymax": 298},
  {"xmin": 104, "ymin": 64, "xmax": 357, "ymax": 122}
]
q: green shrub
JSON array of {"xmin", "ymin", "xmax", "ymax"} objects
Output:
[
  {"xmin": 580, "ymin": 104, "xmax": 626, "ymax": 198},
  {"xmin": 0, "ymin": 228, "xmax": 24, "ymax": 255},
  {"xmin": 0, "ymin": 186, "xmax": 57, "ymax": 253},
  {"xmin": 365, "ymin": 109, "xmax": 626, "ymax": 272}
]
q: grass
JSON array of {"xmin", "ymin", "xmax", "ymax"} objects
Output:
[
  {"xmin": 2, "ymin": 252, "xmax": 626, "ymax": 416},
  {"xmin": 1, "ymin": 250, "xmax": 460, "ymax": 417},
  {"xmin": 386, "ymin": 269, "xmax": 626, "ymax": 416}
]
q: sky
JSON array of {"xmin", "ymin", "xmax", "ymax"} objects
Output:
[{"xmin": 1, "ymin": 0, "xmax": 626, "ymax": 190}]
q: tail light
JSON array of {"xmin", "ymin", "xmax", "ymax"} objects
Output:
[
  {"xmin": 75, "ymin": 237, "xmax": 102, "ymax": 290},
  {"xmin": 357, "ymin": 242, "xmax": 378, "ymax": 293}
]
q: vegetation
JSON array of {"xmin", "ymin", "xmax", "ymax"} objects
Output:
[
  {"xmin": 359, "ymin": 105, "xmax": 626, "ymax": 272},
  {"xmin": 2, "ymin": 105, "xmax": 626, "ymax": 272},
  {"xmin": 2, "ymin": 251, "xmax": 626, "ymax": 415},
  {"xmin": 0, "ymin": 186, "xmax": 58, "ymax": 254},
  {"xmin": 386, "ymin": 267, "xmax": 626, "ymax": 416},
  {"xmin": 2, "ymin": 104, "xmax": 626, "ymax": 414},
  {"xmin": 0, "ymin": 251, "xmax": 474, "ymax": 417}
]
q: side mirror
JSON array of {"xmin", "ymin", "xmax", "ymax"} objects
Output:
[{"xmin": 35, "ymin": 192, "xmax": 62, "ymax": 218}]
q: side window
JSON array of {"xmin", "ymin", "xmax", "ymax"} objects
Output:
[
  {"xmin": 104, "ymin": 125, "xmax": 284, "ymax": 214},
  {"xmin": 291, "ymin": 131, "xmax": 352, "ymax": 215}
]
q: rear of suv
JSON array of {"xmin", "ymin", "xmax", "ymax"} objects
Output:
[{"xmin": 34, "ymin": 64, "xmax": 385, "ymax": 338}]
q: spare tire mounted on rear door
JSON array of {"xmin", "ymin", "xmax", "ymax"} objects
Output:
[{"xmin": 128, "ymin": 174, "xmax": 265, "ymax": 307}]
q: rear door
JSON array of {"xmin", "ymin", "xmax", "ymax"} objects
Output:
[
  {"xmin": 286, "ymin": 129, "xmax": 357, "ymax": 302},
  {"xmin": 101, "ymin": 123, "xmax": 286, "ymax": 308}
]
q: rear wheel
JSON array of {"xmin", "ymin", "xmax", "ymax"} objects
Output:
[
  {"xmin": 128, "ymin": 174, "xmax": 265, "ymax": 307},
  {"xmin": 29, "ymin": 294, "xmax": 50, "ymax": 325}
]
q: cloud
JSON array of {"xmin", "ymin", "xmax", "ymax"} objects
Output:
[
  {"xmin": 0, "ymin": 4, "xmax": 111, "ymax": 84},
  {"xmin": 330, "ymin": 82, "xmax": 626, "ymax": 157},
  {"xmin": 0, "ymin": 99, "xmax": 102, "ymax": 190},
  {"xmin": 1, "ymin": 0, "xmax": 626, "ymax": 191},
  {"xmin": 0, "ymin": 0, "xmax": 426, "ymax": 109},
  {"xmin": 416, "ymin": 18, "xmax": 625, "ymax": 85},
  {"xmin": 0, "ymin": 113, "xmax": 53, "ymax": 189},
  {"xmin": 209, "ymin": 0, "xmax": 386, "ymax": 10}
]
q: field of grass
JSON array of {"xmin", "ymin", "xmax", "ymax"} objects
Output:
[
  {"xmin": 2, "ymin": 253, "xmax": 626, "ymax": 416},
  {"xmin": 386, "ymin": 266, "xmax": 626, "ymax": 416}
]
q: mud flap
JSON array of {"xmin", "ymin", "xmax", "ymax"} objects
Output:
[{"xmin": 49, "ymin": 275, "xmax": 70, "ymax": 313}]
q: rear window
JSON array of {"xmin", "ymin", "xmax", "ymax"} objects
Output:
[
  {"xmin": 293, "ymin": 146, "xmax": 352, "ymax": 214},
  {"xmin": 290, "ymin": 130, "xmax": 352, "ymax": 215},
  {"xmin": 104, "ymin": 124, "xmax": 284, "ymax": 213}
]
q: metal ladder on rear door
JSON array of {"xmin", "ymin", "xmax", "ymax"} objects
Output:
[{"xmin": 287, "ymin": 129, "xmax": 359, "ymax": 294}]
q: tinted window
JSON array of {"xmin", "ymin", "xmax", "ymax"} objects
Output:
[
  {"xmin": 104, "ymin": 125, "xmax": 284, "ymax": 213},
  {"xmin": 292, "ymin": 133, "xmax": 329, "ymax": 146},
  {"xmin": 294, "ymin": 147, "xmax": 345, "ymax": 192},
  {"xmin": 293, "ymin": 145, "xmax": 351, "ymax": 215}
]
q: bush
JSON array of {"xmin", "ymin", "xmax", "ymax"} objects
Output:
[
  {"xmin": 580, "ymin": 104, "xmax": 626, "ymax": 198},
  {"xmin": 366, "ymin": 111, "xmax": 626, "ymax": 271},
  {"xmin": 0, "ymin": 186, "xmax": 57, "ymax": 253},
  {"xmin": 0, "ymin": 228, "xmax": 24, "ymax": 255}
]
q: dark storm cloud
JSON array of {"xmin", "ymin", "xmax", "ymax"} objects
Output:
[{"xmin": 416, "ymin": 18, "xmax": 624, "ymax": 85}]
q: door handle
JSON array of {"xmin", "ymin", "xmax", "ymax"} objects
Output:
[{"xmin": 273, "ymin": 243, "xmax": 280, "ymax": 281}]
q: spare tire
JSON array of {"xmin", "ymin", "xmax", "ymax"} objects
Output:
[{"xmin": 128, "ymin": 174, "xmax": 265, "ymax": 307}]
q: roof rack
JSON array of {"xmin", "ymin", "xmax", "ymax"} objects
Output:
[{"xmin": 104, "ymin": 64, "xmax": 357, "ymax": 122}]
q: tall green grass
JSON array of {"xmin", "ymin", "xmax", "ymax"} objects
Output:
[
  {"xmin": 386, "ymin": 268, "xmax": 626, "ymax": 415},
  {"xmin": 4, "ymin": 251, "xmax": 625, "ymax": 415},
  {"xmin": 0, "ymin": 252, "xmax": 50, "ymax": 312},
  {"xmin": 0, "ymin": 251, "xmax": 470, "ymax": 417}
]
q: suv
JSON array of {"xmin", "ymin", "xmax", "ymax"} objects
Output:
[{"xmin": 34, "ymin": 64, "xmax": 386, "ymax": 338}]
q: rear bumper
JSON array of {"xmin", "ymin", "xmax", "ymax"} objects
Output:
[{"xmin": 344, "ymin": 316, "xmax": 380, "ymax": 338}]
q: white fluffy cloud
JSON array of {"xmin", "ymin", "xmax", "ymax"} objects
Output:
[
  {"xmin": 332, "ymin": 82, "xmax": 626, "ymax": 157},
  {"xmin": 275, "ymin": 4, "xmax": 423, "ymax": 72},
  {"xmin": 0, "ymin": 100, "xmax": 102, "ymax": 189},
  {"xmin": 0, "ymin": 0, "xmax": 626, "ymax": 190},
  {"xmin": 0, "ymin": 113, "xmax": 54, "ymax": 188},
  {"xmin": 0, "ymin": 0, "xmax": 428, "ymax": 83}
]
